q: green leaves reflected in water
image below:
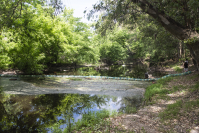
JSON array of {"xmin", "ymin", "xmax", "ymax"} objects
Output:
[
  {"xmin": 0, "ymin": 93, "xmax": 107, "ymax": 132},
  {"xmin": 0, "ymin": 92, "xmax": 142, "ymax": 132}
]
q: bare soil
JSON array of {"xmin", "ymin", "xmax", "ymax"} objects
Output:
[{"xmin": 108, "ymin": 64, "xmax": 199, "ymax": 133}]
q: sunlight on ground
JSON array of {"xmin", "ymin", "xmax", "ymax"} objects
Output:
[
  {"xmin": 141, "ymin": 105, "xmax": 164, "ymax": 113},
  {"xmin": 158, "ymin": 99, "xmax": 176, "ymax": 105},
  {"xmin": 167, "ymin": 90, "xmax": 188, "ymax": 98}
]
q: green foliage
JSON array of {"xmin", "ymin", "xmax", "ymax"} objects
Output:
[
  {"xmin": 0, "ymin": 6, "xmax": 97, "ymax": 74},
  {"xmin": 159, "ymin": 100, "xmax": 183, "ymax": 120},
  {"xmin": 179, "ymin": 58, "xmax": 186, "ymax": 62},
  {"xmin": 99, "ymin": 41, "xmax": 127, "ymax": 65},
  {"xmin": 87, "ymin": 0, "xmax": 199, "ymax": 67},
  {"xmin": 159, "ymin": 99, "xmax": 199, "ymax": 120},
  {"xmin": 144, "ymin": 77, "xmax": 173, "ymax": 104},
  {"xmin": 156, "ymin": 77, "xmax": 173, "ymax": 85},
  {"xmin": 57, "ymin": 8, "xmax": 98, "ymax": 65},
  {"xmin": 0, "ymin": 55, "xmax": 12, "ymax": 69},
  {"xmin": 173, "ymin": 66, "xmax": 182, "ymax": 73},
  {"xmin": 189, "ymin": 82, "xmax": 199, "ymax": 93},
  {"xmin": 144, "ymin": 83, "xmax": 169, "ymax": 101},
  {"xmin": 0, "ymin": 92, "xmax": 112, "ymax": 133},
  {"xmin": 123, "ymin": 106, "xmax": 137, "ymax": 114},
  {"xmin": 69, "ymin": 109, "xmax": 110, "ymax": 131},
  {"xmin": 62, "ymin": 109, "xmax": 128, "ymax": 133},
  {"xmin": 88, "ymin": 0, "xmax": 198, "ymax": 33}
]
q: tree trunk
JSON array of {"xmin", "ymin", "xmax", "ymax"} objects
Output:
[
  {"xmin": 177, "ymin": 41, "xmax": 181, "ymax": 59},
  {"xmin": 181, "ymin": 41, "xmax": 185, "ymax": 58},
  {"xmin": 183, "ymin": 44, "xmax": 185, "ymax": 58},
  {"xmin": 178, "ymin": 41, "xmax": 185, "ymax": 59},
  {"xmin": 185, "ymin": 40, "xmax": 199, "ymax": 70},
  {"xmin": 179, "ymin": 41, "xmax": 184, "ymax": 58},
  {"xmin": 132, "ymin": 0, "xmax": 199, "ymax": 70}
]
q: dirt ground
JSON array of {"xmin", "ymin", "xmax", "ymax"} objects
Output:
[{"xmin": 108, "ymin": 65, "xmax": 199, "ymax": 133}]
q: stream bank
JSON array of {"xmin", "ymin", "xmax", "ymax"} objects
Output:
[{"xmin": 108, "ymin": 68, "xmax": 199, "ymax": 133}]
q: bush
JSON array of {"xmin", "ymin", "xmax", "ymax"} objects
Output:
[
  {"xmin": 63, "ymin": 109, "xmax": 112, "ymax": 133},
  {"xmin": 173, "ymin": 66, "xmax": 182, "ymax": 73}
]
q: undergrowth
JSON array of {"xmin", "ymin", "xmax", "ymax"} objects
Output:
[
  {"xmin": 144, "ymin": 77, "xmax": 173, "ymax": 104},
  {"xmin": 159, "ymin": 99, "xmax": 199, "ymax": 121},
  {"xmin": 190, "ymin": 82, "xmax": 199, "ymax": 93},
  {"xmin": 54, "ymin": 109, "xmax": 130, "ymax": 133},
  {"xmin": 173, "ymin": 66, "xmax": 182, "ymax": 73}
]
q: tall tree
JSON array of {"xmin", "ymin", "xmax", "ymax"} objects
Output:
[
  {"xmin": 0, "ymin": 0, "xmax": 64, "ymax": 30},
  {"xmin": 87, "ymin": 0, "xmax": 199, "ymax": 70}
]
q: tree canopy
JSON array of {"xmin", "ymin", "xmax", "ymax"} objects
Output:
[
  {"xmin": 0, "ymin": 2, "xmax": 98, "ymax": 74},
  {"xmin": 0, "ymin": 0, "xmax": 199, "ymax": 74},
  {"xmin": 86, "ymin": 0, "xmax": 199, "ymax": 69}
]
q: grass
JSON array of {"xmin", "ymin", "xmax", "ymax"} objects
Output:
[
  {"xmin": 159, "ymin": 99, "xmax": 199, "ymax": 121},
  {"xmin": 169, "ymin": 85, "xmax": 187, "ymax": 93},
  {"xmin": 189, "ymin": 82, "xmax": 199, "ymax": 93},
  {"xmin": 143, "ymin": 77, "xmax": 173, "ymax": 104},
  {"xmin": 156, "ymin": 77, "xmax": 174, "ymax": 85},
  {"xmin": 172, "ymin": 66, "xmax": 182, "ymax": 73},
  {"xmin": 159, "ymin": 100, "xmax": 183, "ymax": 120},
  {"xmin": 153, "ymin": 72, "xmax": 199, "ymax": 132},
  {"xmin": 123, "ymin": 106, "xmax": 137, "ymax": 114},
  {"xmin": 190, "ymin": 74, "xmax": 199, "ymax": 79}
]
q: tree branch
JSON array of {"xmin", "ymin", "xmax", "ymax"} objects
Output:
[
  {"xmin": 131, "ymin": 0, "xmax": 198, "ymax": 40},
  {"xmin": 11, "ymin": 0, "xmax": 22, "ymax": 17}
]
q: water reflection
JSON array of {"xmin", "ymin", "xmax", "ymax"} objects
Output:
[
  {"xmin": 0, "ymin": 64, "xmax": 166, "ymax": 132},
  {"xmin": 54, "ymin": 65, "xmax": 167, "ymax": 79},
  {"xmin": 54, "ymin": 64, "xmax": 150, "ymax": 78},
  {"xmin": 0, "ymin": 93, "xmax": 141, "ymax": 133}
]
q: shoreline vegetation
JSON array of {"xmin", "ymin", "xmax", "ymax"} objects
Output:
[
  {"xmin": 58, "ymin": 63, "xmax": 199, "ymax": 133},
  {"xmin": 108, "ymin": 71, "xmax": 199, "ymax": 133}
]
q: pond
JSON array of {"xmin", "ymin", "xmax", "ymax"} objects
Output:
[
  {"xmin": 0, "ymin": 65, "xmax": 167, "ymax": 132},
  {"xmin": 0, "ymin": 92, "xmax": 142, "ymax": 132}
]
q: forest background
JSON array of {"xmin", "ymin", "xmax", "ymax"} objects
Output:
[{"xmin": 0, "ymin": 0, "xmax": 199, "ymax": 74}]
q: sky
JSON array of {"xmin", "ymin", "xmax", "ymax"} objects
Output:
[{"xmin": 62, "ymin": 0, "xmax": 100, "ymax": 23}]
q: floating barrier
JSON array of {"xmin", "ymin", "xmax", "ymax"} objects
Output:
[{"xmin": 0, "ymin": 71, "xmax": 192, "ymax": 81}]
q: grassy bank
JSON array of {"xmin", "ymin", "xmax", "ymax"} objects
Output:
[
  {"xmin": 144, "ymin": 73, "xmax": 198, "ymax": 123},
  {"xmin": 120, "ymin": 71, "xmax": 198, "ymax": 132}
]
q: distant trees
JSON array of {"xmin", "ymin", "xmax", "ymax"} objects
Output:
[
  {"xmin": 87, "ymin": 0, "xmax": 199, "ymax": 69},
  {"xmin": 0, "ymin": 0, "xmax": 199, "ymax": 73}
]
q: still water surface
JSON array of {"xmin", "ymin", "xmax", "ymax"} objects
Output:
[{"xmin": 0, "ymin": 65, "xmax": 166, "ymax": 132}]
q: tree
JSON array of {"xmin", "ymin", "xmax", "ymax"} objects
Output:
[
  {"xmin": 1, "ymin": 6, "xmax": 97, "ymax": 74},
  {"xmin": 58, "ymin": 8, "xmax": 98, "ymax": 65},
  {"xmin": 2, "ymin": 5, "xmax": 73, "ymax": 74},
  {"xmin": 87, "ymin": 0, "xmax": 199, "ymax": 70},
  {"xmin": 0, "ymin": 0, "xmax": 64, "ymax": 30}
]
